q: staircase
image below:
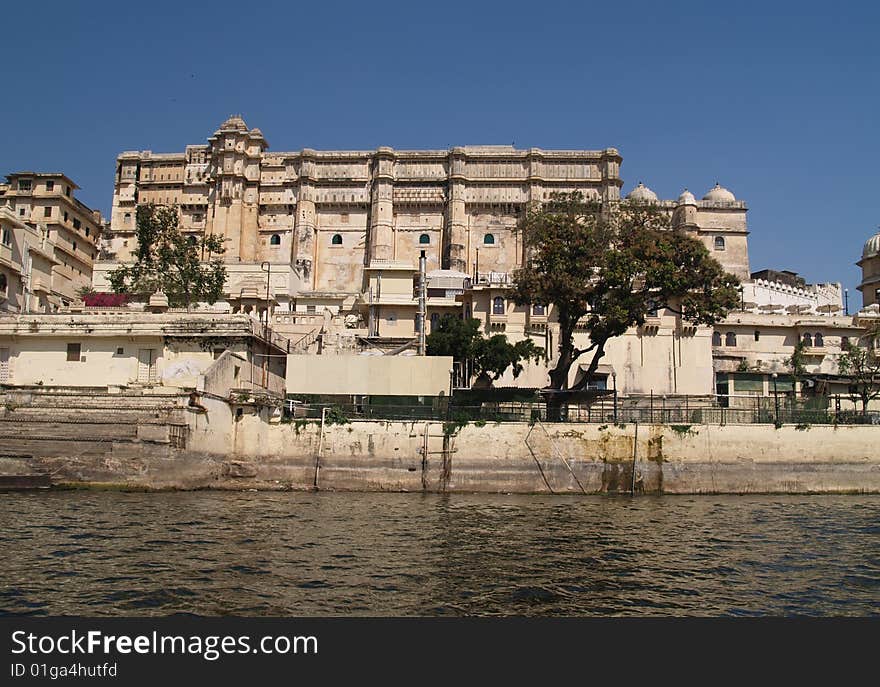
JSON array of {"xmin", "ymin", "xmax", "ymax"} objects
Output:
[{"xmin": 0, "ymin": 388, "xmax": 189, "ymax": 473}]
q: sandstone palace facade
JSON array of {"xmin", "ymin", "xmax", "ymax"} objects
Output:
[
  {"xmin": 5, "ymin": 115, "xmax": 873, "ymax": 402},
  {"xmin": 97, "ymin": 116, "xmax": 750, "ymax": 317},
  {"xmin": 89, "ymin": 116, "xmax": 772, "ymax": 395}
]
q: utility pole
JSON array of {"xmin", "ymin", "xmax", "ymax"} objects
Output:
[
  {"xmin": 418, "ymin": 249, "xmax": 427, "ymax": 355},
  {"xmin": 612, "ymin": 371, "xmax": 618, "ymax": 422},
  {"xmin": 772, "ymin": 372, "xmax": 780, "ymax": 425},
  {"xmin": 260, "ymin": 261, "xmax": 271, "ymax": 328},
  {"xmin": 260, "ymin": 261, "xmax": 271, "ymax": 389}
]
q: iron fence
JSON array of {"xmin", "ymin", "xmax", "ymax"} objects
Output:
[{"xmin": 284, "ymin": 396, "xmax": 879, "ymax": 426}]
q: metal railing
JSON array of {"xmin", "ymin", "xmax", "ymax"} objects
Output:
[
  {"xmin": 475, "ymin": 271, "xmax": 512, "ymax": 286},
  {"xmin": 247, "ymin": 318, "xmax": 292, "ymax": 352},
  {"xmin": 282, "ymin": 395, "xmax": 880, "ymax": 426}
]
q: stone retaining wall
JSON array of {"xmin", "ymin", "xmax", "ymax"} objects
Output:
[{"xmin": 1, "ymin": 389, "xmax": 877, "ymax": 493}]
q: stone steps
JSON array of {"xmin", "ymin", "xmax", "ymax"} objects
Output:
[
  {"xmin": 0, "ymin": 438, "xmax": 120, "ymax": 458},
  {"xmin": 2, "ymin": 409, "xmax": 185, "ymax": 425},
  {"xmin": 0, "ymin": 420, "xmax": 139, "ymax": 441},
  {"xmin": 0, "ymin": 396, "xmax": 183, "ymax": 411}
]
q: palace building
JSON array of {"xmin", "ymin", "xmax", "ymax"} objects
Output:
[
  {"xmin": 82, "ymin": 116, "xmax": 879, "ymax": 401},
  {"xmin": 96, "ymin": 116, "xmax": 750, "ymax": 315},
  {"xmin": 1, "ymin": 173, "xmax": 104, "ymax": 308}
]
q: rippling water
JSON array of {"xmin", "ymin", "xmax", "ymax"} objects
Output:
[{"xmin": 0, "ymin": 491, "xmax": 877, "ymax": 616}]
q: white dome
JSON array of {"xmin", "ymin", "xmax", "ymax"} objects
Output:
[
  {"xmin": 626, "ymin": 182, "xmax": 658, "ymax": 202},
  {"xmin": 703, "ymin": 183, "xmax": 736, "ymax": 202},
  {"xmin": 863, "ymin": 232, "xmax": 880, "ymax": 259},
  {"xmin": 677, "ymin": 188, "xmax": 697, "ymax": 205}
]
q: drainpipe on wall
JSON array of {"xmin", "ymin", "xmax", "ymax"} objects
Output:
[{"xmin": 418, "ymin": 250, "xmax": 427, "ymax": 355}]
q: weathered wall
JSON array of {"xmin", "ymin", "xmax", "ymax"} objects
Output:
[
  {"xmin": 183, "ymin": 418, "xmax": 880, "ymax": 494},
  {"xmin": 285, "ymin": 354, "xmax": 454, "ymax": 396},
  {"xmin": 3, "ymin": 335, "xmax": 163, "ymax": 386},
  {"xmin": 2, "ymin": 387, "xmax": 878, "ymax": 494}
]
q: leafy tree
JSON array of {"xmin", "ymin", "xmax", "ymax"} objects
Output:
[
  {"xmin": 108, "ymin": 204, "xmax": 227, "ymax": 309},
  {"xmin": 425, "ymin": 315, "xmax": 482, "ymax": 362},
  {"xmin": 837, "ymin": 333, "xmax": 880, "ymax": 415},
  {"xmin": 426, "ymin": 314, "xmax": 544, "ymax": 383},
  {"xmin": 785, "ymin": 338, "xmax": 809, "ymax": 391},
  {"xmin": 76, "ymin": 284, "xmax": 96, "ymax": 299},
  {"xmin": 476, "ymin": 333, "xmax": 544, "ymax": 382},
  {"xmin": 511, "ymin": 192, "xmax": 740, "ymax": 407}
]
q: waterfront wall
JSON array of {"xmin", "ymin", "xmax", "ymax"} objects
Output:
[
  {"xmin": 200, "ymin": 418, "xmax": 879, "ymax": 494},
  {"xmin": 1, "ymin": 389, "xmax": 878, "ymax": 493}
]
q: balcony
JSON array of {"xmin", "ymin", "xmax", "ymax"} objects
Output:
[
  {"xmin": 53, "ymin": 241, "xmax": 91, "ymax": 265},
  {"xmin": 32, "ymin": 277, "xmax": 51, "ymax": 293},
  {"xmin": 274, "ymin": 312, "xmax": 325, "ymax": 327},
  {"xmin": 800, "ymin": 347, "xmax": 826, "ymax": 358},
  {"xmin": 527, "ymin": 309, "xmax": 548, "ymax": 333},
  {"xmin": 475, "ymin": 271, "xmax": 512, "ymax": 287},
  {"xmin": 641, "ymin": 316, "xmax": 661, "ymax": 334},
  {"xmin": 488, "ymin": 310, "xmax": 508, "ymax": 331}
]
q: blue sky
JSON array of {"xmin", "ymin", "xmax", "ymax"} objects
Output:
[{"xmin": 3, "ymin": 0, "xmax": 878, "ymax": 304}]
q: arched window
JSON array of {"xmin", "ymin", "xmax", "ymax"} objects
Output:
[
  {"xmin": 187, "ymin": 235, "xmax": 197, "ymax": 245},
  {"xmin": 331, "ymin": 234, "xmax": 343, "ymax": 245},
  {"xmin": 124, "ymin": 213, "xmax": 131, "ymax": 224},
  {"xmin": 484, "ymin": 234, "xmax": 495, "ymax": 245},
  {"xmin": 430, "ymin": 312, "xmax": 440, "ymax": 331},
  {"xmin": 754, "ymin": 330, "xmax": 761, "ymax": 342},
  {"xmin": 419, "ymin": 233, "xmax": 430, "ymax": 245},
  {"xmin": 814, "ymin": 333, "xmax": 824, "ymax": 347},
  {"xmin": 532, "ymin": 304, "xmax": 546, "ymax": 316},
  {"xmin": 712, "ymin": 331, "xmax": 722, "ymax": 347},
  {"xmin": 0, "ymin": 273, "xmax": 7, "ymax": 292},
  {"xmin": 802, "ymin": 333, "xmax": 813, "ymax": 347},
  {"xmin": 270, "ymin": 234, "xmax": 281, "ymax": 245},
  {"xmin": 714, "ymin": 236, "xmax": 725, "ymax": 251},
  {"xmin": 725, "ymin": 332, "xmax": 736, "ymax": 346},
  {"xmin": 493, "ymin": 296, "xmax": 505, "ymax": 315}
]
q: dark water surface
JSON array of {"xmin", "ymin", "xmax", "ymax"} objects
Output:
[{"xmin": 0, "ymin": 491, "xmax": 877, "ymax": 616}]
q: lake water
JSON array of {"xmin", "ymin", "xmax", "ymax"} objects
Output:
[{"xmin": 0, "ymin": 491, "xmax": 877, "ymax": 616}]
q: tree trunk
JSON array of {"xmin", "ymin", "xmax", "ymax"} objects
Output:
[
  {"xmin": 546, "ymin": 321, "xmax": 576, "ymax": 422},
  {"xmin": 571, "ymin": 341, "xmax": 608, "ymax": 391}
]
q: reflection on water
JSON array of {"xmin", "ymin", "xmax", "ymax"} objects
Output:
[{"xmin": 0, "ymin": 491, "xmax": 877, "ymax": 616}]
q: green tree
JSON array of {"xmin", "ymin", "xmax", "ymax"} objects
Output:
[
  {"xmin": 425, "ymin": 315, "xmax": 482, "ymax": 362},
  {"xmin": 76, "ymin": 284, "xmax": 96, "ymax": 299},
  {"xmin": 511, "ymin": 192, "xmax": 740, "ymax": 408},
  {"xmin": 475, "ymin": 333, "xmax": 544, "ymax": 382},
  {"xmin": 108, "ymin": 204, "xmax": 227, "ymax": 309},
  {"xmin": 785, "ymin": 338, "xmax": 809, "ymax": 392},
  {"xmin": 426, "ymin": 314, "xmax": 543, "ymax": 384},
  {"xmin": 837, "ymin": 333, "xmax": 880, "ymax": 415}
]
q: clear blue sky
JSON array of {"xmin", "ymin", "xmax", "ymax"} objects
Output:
[{"xmin": 3, "ymin": 0, "xmax": 878, "ymax": 305}]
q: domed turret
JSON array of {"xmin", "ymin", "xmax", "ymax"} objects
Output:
[
  {"xmin": 863, "ymin": 231, "xmax": 880, "ymax": 259},
  {"xmin": 702, "ymin": 183, "xmax": 736, "ymax": 202},
  {"xmin": 677, "ymin": 188, "xmax": 697, "ymax": 205},
  {"xmin": 626, "ymin": 182, "xmax": 658, "ymax": 203},
  {"xmin": 218, "ymin": 115, "xmax": 248, "ymax": 131}
]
